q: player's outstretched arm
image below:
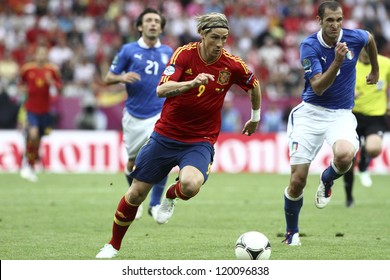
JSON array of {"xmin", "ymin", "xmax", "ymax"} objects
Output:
[
  {"xmin": 241, "ymin": 85, "xmax": 261, "ymax": 136},
  {"xmin": 364, "ymin": 32, "xmax": 379, "ymax": 85},
  {"xmin": 156, "ymin": 73, "xmax": 214, "ymax": 98},
  {"xmin": 103, "ymin": 71, "xmax": 141, "ymax": 85}
]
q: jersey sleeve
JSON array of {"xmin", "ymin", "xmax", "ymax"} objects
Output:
[
  {"xmin": 233, "ymin": 59, "xmax": 259, "ymax": 92},
  {"xmin": 300, "ymin": 42, "xmax": 322, "ymax": 81},
  {"xmin": 110, "ymin": 45, "xmax": 130, "ymax": 75},
  {"xmin": 356, "ymin": 29, "xmax": 369, "ymax": 46},
  {"xmin": 159, "ymin": 46, "xmax": 187, "ymax": 85}
]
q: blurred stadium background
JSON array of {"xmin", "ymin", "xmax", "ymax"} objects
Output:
[
  {"xmin": 1, "ymin": 1, "xmax": 390, "ymax": 264},
  {"xmin": 1, "ymin": 0, "xmax": 390, "ymax": 174}
]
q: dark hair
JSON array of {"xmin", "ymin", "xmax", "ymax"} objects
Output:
[
  {"xmin": 136, "ymin": 8, "xmax": 166, "ymax": 31},
  {"xmin": 318, "ymin": 1, "xmax": 341, "ymax": 19}
]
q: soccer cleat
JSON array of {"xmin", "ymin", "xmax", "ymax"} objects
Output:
[
  {"xmin": 315, "ymin": 172, "xmax": 333, "ymax": 209},
  {"xmin": 359, "ymin": 171, "xmax": 372, "ymax": 187},
  {"xmin": 155, "ymin": 197, "xmax": 177, "ymax": 224},
  {"xmin": 346, "ymin": 198, "xmax": 354, "ymax": 208},
  {"xmin": 20, "ymin": 166, "xmax": 38, "ymax": 183},
  {"xmin": 135, "ymin": 203, "xmax": 143, "ymax": 220},
  {"xmin": 96, "ymin": 244, "xmax": 118, "ymax": 259},
  {"xmin": 148, "ymin": 205, "xmax": 159, "ymax": 221},
  {"xmin": 282, "ymin": 232, "xmax": 301, "ymax": 246}
]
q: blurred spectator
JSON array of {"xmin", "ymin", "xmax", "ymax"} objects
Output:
[
  {"xmin": 25, "ymin": 17, "xmax": 50, "ymax": 46},
  {"xmin": 60, "ymin": 59, "xmax": 75, "ymax": 83},
  {"xmin": 0, "ymin": 90, "xmax": 20, "ymax": 129},
  {"xmin": 0, "ymin": 0, "xmax": 389, "ymax": 131},
  {"xmin": 261, "ymin": 103, "xmax": 284, "ymax": 133},
  {"xmin": 66, "ymin": 25, "xmax": 83, "ymax": 48},
  {"xmin": 73, "ymin": 54, "xmax": 97, "ymax": 85},
  {"xmin": 221, "ymin": 93, "xmax": 242, "ymax": 133},
  {"xmin": 0, "ymin": 50, "xmax": 19, "ymax": 98},
  {"xmin": 105, "ymin": 0, "xmax": 124, "ymax": 21},
  {"xmin": 48, "ymin": 35, "xmax": 74, "ymax": 67},
  {"xmin": 75, "ymin": 103, "xmax": 107, "ymax": 130},
  {"xmin": 204, "ymin": 0, "xmax": 224, "ymax": 14},
  {"xmin": 257, "ymin": 35, "xmax": 283, "ymax": 70}
]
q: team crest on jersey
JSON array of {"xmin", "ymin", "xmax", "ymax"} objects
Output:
[
  {"xmin": 346, "ymin": 50, "xmax": 353, "ymax": 60},
  {"xmin": 217, "ymin": 70, "xmax": 231, "ymax": 85},
  {"xmin": 163, "ymin": 65, "xmax": 175, "ymax": 76}
]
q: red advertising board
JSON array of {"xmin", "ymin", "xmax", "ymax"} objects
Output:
[{"xmin": 1, "ymin": 130, "xmax": 389, "ymax": 173}]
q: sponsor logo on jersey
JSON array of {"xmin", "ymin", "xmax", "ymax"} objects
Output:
[{"xmin": 185, "ymin": 68, "xmax": 193, "ymax": 75}]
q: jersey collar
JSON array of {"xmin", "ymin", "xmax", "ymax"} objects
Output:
[
  {"xmin": 317, "ymin": 29, "xmax": 343, "ymax": 48},
  {"xmin": 138, "ymin": 37, "xmax": 161, "ymax": 49}
]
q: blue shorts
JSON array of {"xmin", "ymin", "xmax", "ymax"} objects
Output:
[
  {"xmin": 131, "ymin": 131, "xmax": 215, "ymax": 184},
  {"xmin": 27, "ymin": 111, "xmax": 52, "ymax": 137}
]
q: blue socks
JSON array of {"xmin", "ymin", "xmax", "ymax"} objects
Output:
[
  {"xmin": 149, "ymin": 176, "xmax": 168, "ymax": 207},
  {"xmin": 284, "ymin": 187, "xmax": 303, "ymax": 234},
  {"xmin": 321, "ymin": 161, "xmax": 343, "ymax": 187}
]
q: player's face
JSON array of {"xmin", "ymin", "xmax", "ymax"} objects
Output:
[
  {"xmin": 35, "ymin": 47, "xmax": 48, "ymax": 64},
  {"xmin": 319, "ymin": 7, "xmax": 343, "ymax": 45},
  {"xmin": 139, "ymin": 13, "xmax": 163, "ymax": 40},
  {"xmin": 202, "ymin": 28, "xmax": 229, "ymax": 59}
]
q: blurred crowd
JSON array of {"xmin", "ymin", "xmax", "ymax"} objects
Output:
[{"xmin": 1, "ymin": 0, "xmax": 390, "ymax": 132}]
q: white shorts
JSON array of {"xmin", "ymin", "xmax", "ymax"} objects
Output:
[
  {"xmin": 287, "ymin": 102, "xmax": 359, "ymax": 165},
  {"xmin": 122, "ymin": 109, "xmax": 161, "ymax": 159}
]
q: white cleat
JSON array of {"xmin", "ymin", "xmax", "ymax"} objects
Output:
[
  {"xmin": 359, "ymin": 171, "xmax": 372, "ymax": 187},
  {"xmin": 315, "ymin": 172, "xmax": 333, "ymax": 209},
  {"xmin": 20, "ymin": 166, "xmax": 38, "ymax": 183},
  {"xmin": 96, "ymin": 244, "xmax": 118, "ymax": 259},
  {"xmin": 135, "ymin": 203, "xmax": 143, "ymax": 220},
  {"xmin": 155, "ymin": 198, "xmax": 177, "ymax": 224},
  {"xmin": 148, "ymin": 205, "xmax": 159, "ymax": 221},
  {"xmin": 283, "ymin": 232, "xmax": 301, "ymax": 246}
]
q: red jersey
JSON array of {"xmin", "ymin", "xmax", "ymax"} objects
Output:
[
  {"xmin": 20, "ymin": 62, "xmax": 62, "ymax": 114},
  {"xmin": 156, "ymin": 42, "xmax": 259, "ymax": 144}
]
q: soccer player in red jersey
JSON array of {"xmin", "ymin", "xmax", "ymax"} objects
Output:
[
  {"xmin": 19, "ymin": 46, "xmax": 62, "ymax": 182},
  {"xmin": 96, "ymin": 12, "xmax": 262, "ymax": 258}
]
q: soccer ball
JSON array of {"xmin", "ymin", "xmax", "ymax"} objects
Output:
[{"xmin": 235, "ymin": 231, "xmax": 271, "ymax": 260}]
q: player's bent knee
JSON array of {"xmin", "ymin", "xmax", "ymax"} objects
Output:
[{"xmin": 179, "ymin": 181, "xmax": 201, "ymax": 199}]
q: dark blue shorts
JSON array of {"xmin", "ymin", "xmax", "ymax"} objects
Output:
[
  {"xmin": 131, "ymin": 131, "xmax": 215, "ymax": 185},
  {"xmin": 27, "ymin": 111, "xmax": 52, "ymax": 137}
]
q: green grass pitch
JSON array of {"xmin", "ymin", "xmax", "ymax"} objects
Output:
[{"xmin": 0, "ymin": 172, "xmax": 389, "ymax": 260}]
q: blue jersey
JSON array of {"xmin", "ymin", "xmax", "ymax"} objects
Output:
[
  {"xmin": 300, "ymin": 28, "xmax": 368, "ymax": 109},
  {"xmin": 110, "ymin": 38, "xmax": 173, "ymax": 118}
]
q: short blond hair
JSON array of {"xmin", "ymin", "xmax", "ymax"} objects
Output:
[{"xmin": 196, "ymin": 13, "xmax": 229, "ymax": 34}]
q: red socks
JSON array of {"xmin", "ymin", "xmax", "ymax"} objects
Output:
[
  {"xmin": 165, "ymin": 181, "xmax": 197, "ymax": 201},
  {"xmin": 26, "ymin": 140, "xmax": 39, "ymax": 167},
  {"xmin": 109, "ymin": 196, "xmax": 139, "ymax": 250}
]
